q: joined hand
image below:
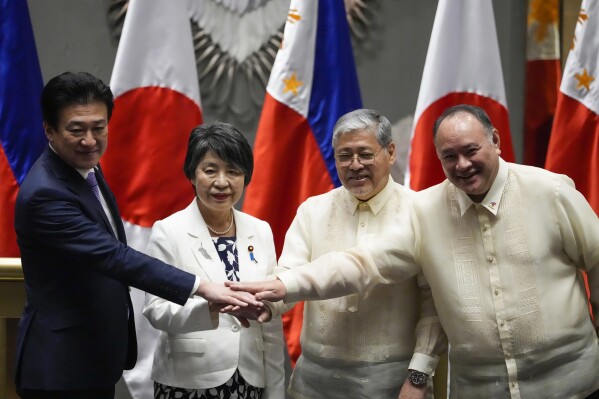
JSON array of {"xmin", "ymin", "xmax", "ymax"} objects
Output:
[
  {"xmin": 219, "ymin": 303, "xmax": 272, "ymax": 326},
  {"xmin": 224, "ymin": 279, "xmax": 287, "ymax": 302},
  {"xmin": 195, "ymin": 281, "xmax": 263, "ymax": 307}
]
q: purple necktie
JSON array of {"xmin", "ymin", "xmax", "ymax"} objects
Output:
[{"xmin": 86, "ymin": 171, "xmax": 101, "ymax": 203}]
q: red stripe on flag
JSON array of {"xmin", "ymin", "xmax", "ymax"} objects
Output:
[
  {"xmin": 104, "ymin": 87, "xmax": 202, "ymax": 226},
  {"xmin": 243, "ymin": 93, "xmax": 334, "ymax": 255},
  {"xmin": 410, "ymin": 92, "xmax": 514, "ymax": 191},
  {"xmin": 281, "ymin": 303, "xmax": 304, "ymax": 367},
  {"xmin": 523, "ymin": 59, "xmax": 561, "ymax": 167},
  {"xmin": 581, "ymin": 271, "xmax": 594, "ymax": 322},
  {"xmin": 0, "ymin": 144, "xmax": 20, "ymax": 256},
  {"xmin": 546, "ymin": 94, "xmax": 599, "ymax": 214}
]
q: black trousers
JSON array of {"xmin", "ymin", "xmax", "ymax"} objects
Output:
[
  {"xmin": 587, "ymin": 388, "xmax": 599, "ymax": 399},
  {"xmin": 19, "ymin": 386, "xmax": 115, "ymax": 399}
]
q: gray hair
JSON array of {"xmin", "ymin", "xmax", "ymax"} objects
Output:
[{"xmin": 332, "ymin": 109, "xmax": 392, "ymax": 148}]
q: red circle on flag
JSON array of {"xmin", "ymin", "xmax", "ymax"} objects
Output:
[{"xmin": 103, "ymin": 87, "xmax": 202, "ymax": 227}]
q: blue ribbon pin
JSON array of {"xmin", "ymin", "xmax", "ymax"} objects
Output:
[{"xmin": 248, "ymin": 245, "xmax": 258, "ymax": 263}]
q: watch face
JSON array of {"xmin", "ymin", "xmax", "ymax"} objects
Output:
[{"xmin": 409, "ymin": 370, "xmax": 428, "ymax": 386}]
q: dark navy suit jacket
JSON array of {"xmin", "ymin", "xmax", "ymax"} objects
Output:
[{"xmin": 14, "ymin": 147, "xmax": 196, "ymax": 390}]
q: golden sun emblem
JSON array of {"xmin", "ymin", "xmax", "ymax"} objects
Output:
[
  {"xmin": 528, "ymin": 0, "xmax": 558, "ymax": 42},
  {"xmin": 283, "ymin": 72, "xmax": 303, "ymax": 96}
]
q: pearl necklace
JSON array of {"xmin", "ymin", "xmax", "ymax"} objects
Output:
[{"xmin": 206, "ymin": 210, "xmax": 234, "ymax": 235}]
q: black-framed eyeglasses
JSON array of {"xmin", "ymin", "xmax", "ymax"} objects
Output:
[{"xmin": 335, "ymin": 146, "xmax": 385, "ymax": 167}]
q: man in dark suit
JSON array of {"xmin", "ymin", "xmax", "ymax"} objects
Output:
[{"xmin": 14, "ymin": 71, "xmax": 259, "ymax": 399}]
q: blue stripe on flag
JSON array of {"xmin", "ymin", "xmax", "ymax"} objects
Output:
[
  {"xmin": 0, "ymin": 0, "xmax": 46, "ymax": 184},
  {"xmin": 307, "ymin": 0, "xmax": 362, "ymax": 187}
]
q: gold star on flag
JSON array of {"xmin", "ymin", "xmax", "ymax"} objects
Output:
[
  {"xmin": 288, "ymin": 9, "xmax": 301, "ymax": 24},
  {"xmin": 571, "ymin": 10, "xmax": 589, "ymax": 50},
  {"xmin": 575, "ymin": 68, "xmax": 594, "ymax": 92},
  {"xmin": 283, "ymin": 72, "xmax": 303, "ymax": 96},
  {"xmin": 578, "ymin": 9, "xmax": 588, "ymax": 24}
]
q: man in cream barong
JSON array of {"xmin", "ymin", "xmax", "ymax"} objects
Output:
[
  {"xmin": 267, "ymin": 109, "xmax": 446, "ymax": 399},
  {"xmin": 230, "ymin": 105, "xmax": 599, "ymax": 399}
]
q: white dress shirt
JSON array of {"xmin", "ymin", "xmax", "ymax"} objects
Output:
[{"xmin": 279, "ymin": 160, "xmax": 599, "ymax": 399}]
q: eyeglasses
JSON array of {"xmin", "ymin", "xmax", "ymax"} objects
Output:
[{"xmin": 335, "ymin": 146, "xmax": 385, "ymax": 167}]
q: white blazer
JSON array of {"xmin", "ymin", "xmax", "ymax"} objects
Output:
[{"xmin": 143, "ymin": 200, "xmax": 285, "ymax": 398}]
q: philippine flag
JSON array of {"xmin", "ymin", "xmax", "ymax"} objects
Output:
[
  {"xmin": 242, "ymin": 0, "xmax": 362, "ymax": 365},
  {"xmin": 104, "ymin": 0, "xmax": 202, "ymax": 397},
  {"xmin": 0, "ymin": 0, "xmax": 46, "ymax": 257},
  {"xmin": 407, "ymin": 0, "xmax": 515, "ymax": 191},
  {"xmin": 545, "ymin": 0, "xmax": 598, "ymax": 320},
  {"xmin": 523, "ymin": 0, "xmax": 561, "ymax": 167},
  {"xmin": 546, "ymin": 0, "xmax": 599, "ymax": 214}
]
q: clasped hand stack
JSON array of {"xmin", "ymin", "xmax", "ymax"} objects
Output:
[{"xmin": 197, "ymin": 280, "xmax": 287, "ymax": 327}]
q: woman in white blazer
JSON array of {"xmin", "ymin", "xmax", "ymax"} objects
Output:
[{"xmin": 143, "ymin": 122, "xmax": 285, "ymax": 399}]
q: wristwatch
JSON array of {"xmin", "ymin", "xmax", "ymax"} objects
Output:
[{"xmin": 408, "ymin": 369, "xmax": 428, "ymax": 386}]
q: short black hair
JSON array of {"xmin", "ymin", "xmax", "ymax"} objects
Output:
[
  {"xmin": 183, "ymin": 121, "xmax": 254, "ymax": 186},
  {"xmin": 433, "ymin": 104, "xmax": 495, "ymax": 142},
  {"xmin": 41, "ymin": 71, "xmax": 114, "ymax": 129}
]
